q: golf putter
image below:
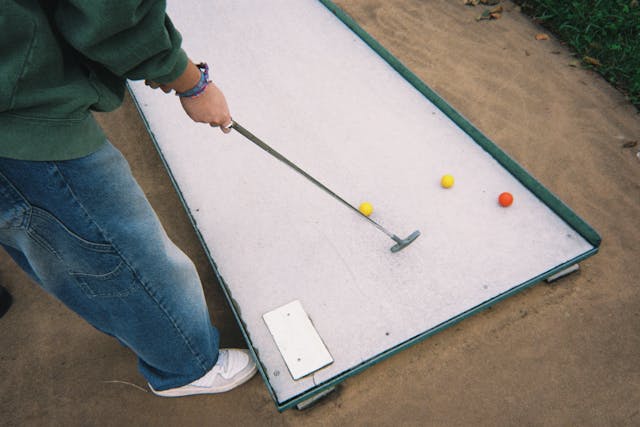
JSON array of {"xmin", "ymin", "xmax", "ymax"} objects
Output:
[{"xmin": 224, "ymin": 120, "xmax": 420, "ymax": 252}]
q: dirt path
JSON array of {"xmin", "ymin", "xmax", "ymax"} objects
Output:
[{"xmin": 1, "ymin": 1, "xmax": 638, "ymax": 425}]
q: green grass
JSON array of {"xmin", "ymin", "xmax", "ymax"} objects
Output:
[{"xmin": 514, "ymin": 0, "xmax": 640, "ymax": 108}]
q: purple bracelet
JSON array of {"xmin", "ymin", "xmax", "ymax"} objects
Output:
[{"xmin": 176, "ymin": 63, "xmax": 211, "ymax": 98}]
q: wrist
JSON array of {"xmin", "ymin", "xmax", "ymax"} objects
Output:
[
  {"xmin": 163, "ymin": 61, "xmax": 202, "ymax": 93},
  {"xmin": 175, "ymin": 63, "xmax": 210, "ymax": 98}
]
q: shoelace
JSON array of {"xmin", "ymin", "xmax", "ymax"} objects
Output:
[{"xmin": 216, "ymin": 351, "xmax": 231, "ymax": 376}]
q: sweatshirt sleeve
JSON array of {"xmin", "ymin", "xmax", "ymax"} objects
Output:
[{"xmin": 53, "ymin": 0, "xmax": 188, "ymax": 83}]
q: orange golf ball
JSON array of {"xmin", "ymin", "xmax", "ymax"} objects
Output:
[{"xmin": 498, "ymin": 192, "xmax": 514, "ymax": 207}]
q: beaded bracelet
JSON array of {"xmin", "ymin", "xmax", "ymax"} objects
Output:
[{"xmin": 176, "ymin": 63, "xmax": 211, "ymax": 98}]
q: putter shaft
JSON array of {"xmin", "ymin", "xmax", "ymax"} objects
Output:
[{"xmin": 229, "ymin": 120, "xmax": 419, "ymax": 251}]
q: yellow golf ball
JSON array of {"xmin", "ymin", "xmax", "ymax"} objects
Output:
[
  {"xmin": 441, "ymin": 174, "xmax": 455, "ymax": 189},
  {"xmin": 359, "ymin": 202, "xmax": 374, "ymax": 217}
]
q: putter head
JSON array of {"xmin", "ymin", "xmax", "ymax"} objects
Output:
[{"xmin": 390, "ymin": 230, "xmax": 421, "ymax": 253}]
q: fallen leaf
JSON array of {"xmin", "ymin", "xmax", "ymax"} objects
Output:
[
  {"xmin": 480, "ymin": 0, "xmax": 501, "ymax": 4},
  {"xmin": 464, "ymin": 0, "xmax": 479, "ymax": 5},
  {"xmin": 583, "ymin": 56, "xmax": 602, "ymax": 66},
  {"xmin": 476, "ymin": 6, "xmax": 502, "ymax": 20},
  {"xmin": 476, "ymin": 9, "xmax": 492, "ymax": 20},
  {"xmin": 568, "ymin": 60, "xmax": 580, "ymax": 67},
  {"xmin": 524, "ymin": 49, "xmax": 531, "ymax": 56},
  {"xmin": 622, "ymin": 140, "xmax": 638, "ymax": 148},
  {"xmin": 551, "ymin": 50, "xmax": 561, "ymax": 54},
  {"xmin": 535, "ymin": 33, "xmax": 549, "ymax": 40}
]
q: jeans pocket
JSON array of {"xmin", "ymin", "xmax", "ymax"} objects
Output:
[
  {"xmin": 69, "ymin": 259, "xmax": 136, "ymax": 298},
  {"xmin": 0, "ymin": 171, "xmax": 29, "ymax": 229},
  {"xmin": 27, "ymin": 207, "xmax": 136, "ymax": 298}
]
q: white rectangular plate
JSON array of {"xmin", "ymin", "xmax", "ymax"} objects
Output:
[{"xmin": 263, "ymin": 300, "xmax": 333, "ymax": 380}]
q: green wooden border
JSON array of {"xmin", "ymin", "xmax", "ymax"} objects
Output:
[
  {"xmin": 130, "ymin": 0, "xmax": 601, "ymax": 412},
  {"xmin": 318, "ymin": 0, "xmax": 601, "ymax": 248}
]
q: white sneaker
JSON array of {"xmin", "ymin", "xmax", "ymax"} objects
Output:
[{"xmin": 149, "ymin": 349, "xmax": 258, "ymax": 397}]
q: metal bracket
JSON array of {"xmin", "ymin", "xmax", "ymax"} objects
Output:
[
  {"xmin": 546, "ymin": 264, "xmax": 580, "ymax": 283},
  {"xmin": 296, "ymin": 386, "xmax": 338, "ymax": 410}
]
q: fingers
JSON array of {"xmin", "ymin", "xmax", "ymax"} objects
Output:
[
  {"xmin": 220, "ymin": 125, "xmax": 232, "ymax": 134},
  {"xmin": 177, "ymin": 79, "xmax": 233, "ymax": 133},
  {"xmin": 210, "ymin": 120, "xmax": 233, "ymax": 134},
  {"xmin": 145, "ymin": 80, "xmax": 171, "ymax": 93},
  {"xmin": 220, "ymin": 120, "xmax": 233, "ymax": 133}
]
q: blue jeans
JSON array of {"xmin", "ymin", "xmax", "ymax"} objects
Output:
[{"xmin": 0, "ymin": 141, "xmax": 219, "ymax": 391}]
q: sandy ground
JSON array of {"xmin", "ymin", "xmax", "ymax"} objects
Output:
[{"xmin": 1, "ymin": 1, "xmax": 639, "ymax": 425}]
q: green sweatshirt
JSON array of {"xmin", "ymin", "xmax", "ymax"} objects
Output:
[{"xmin": 0, "ymin": 0, "xmax": 188, "ymax": 160}]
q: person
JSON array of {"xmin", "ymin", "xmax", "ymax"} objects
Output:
[
  {"xmin": 0, "ymin": 286, "xmax": 11, "ymax": 319},
  {"xmin": 0, "ymin": 1, "xmax": 257, "ymax": 397}
]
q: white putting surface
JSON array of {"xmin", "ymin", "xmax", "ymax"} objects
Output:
[{"xmin": 130, "ymin": 0, "xmax": 594, "ymax": 404}]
